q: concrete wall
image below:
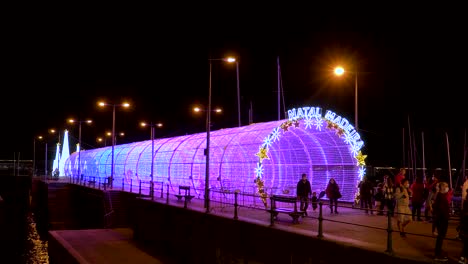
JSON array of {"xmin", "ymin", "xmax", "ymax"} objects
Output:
[{"xmin": 131, "ymin": 199, "xmax": 420, "ymax": 264}]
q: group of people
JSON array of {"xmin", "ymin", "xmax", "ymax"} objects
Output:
[
  {"xmin": 296, "ymin": 169, "xmax": 468, "ymax": 262},
  {"xmin": 368, "ymin": 168, "xmax": 467, "ymax": 262},
  {"xmin": 296, "ymin": 173, "xmax": 341, "ymax": 216}
]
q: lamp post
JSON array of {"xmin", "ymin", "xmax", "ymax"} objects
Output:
[
  {"xmin": 68, "ymin": 119, "xmax": 92, "ymax": 182},
  {"xmin": 33, "ymin": 137, "xmax": 37, "ymax": 176},
  {"xmin": 226, "ymin": 57, "xmax": 241, "ymax": 127},
  {"xmin": 194, "ymin": 106, "xmax": 222, "ymax": 212},
  {"xmin": 98, "ymin": 101, "xmax": 130, "ymax": 189},
  {"xmin": 37, "ymin": 128, "xmax": 56, "ymax": 178},
  {"xmin": 204, "ymin": 57, "xmax": 235, "ymax": 212},
  {"xmin": 334, "ymin": 66, "xmax": 359, "ymax": 130},
  {"xmin": 141, "ymin": 121, "xmax": 163, "ymax": 197},
  {"xmin": 97, "ymin": 131, "xmax": 124, "ymax": 147}
]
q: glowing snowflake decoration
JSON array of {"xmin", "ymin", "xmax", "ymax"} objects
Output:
[
  {"xmin": 271, "ymin": 127, "xmax": 281, "ymax": 142},
  {"xmin": 254, "ymin": 163, "xmax": 264, "ymax": 178},
  {"xmin": 350, "ymin": 144, "xmax": 361, "ymax": 156},
  {"xmin": 358, "ymin": 166, "xmax": 366, "ymax": 179},
  {"xmin": 314, "ymin": 118, "xmax": 324, "ymax": 131},
  {"xmin": 343, "ymin": 133, "xmax": 354, "ymax": 145},
  {"xmin": 304, "ymin": 117, "xmax": 314, "ymax": 129},
  {"xmin": 263, "ymin": 134, "xmax": 273, "ymax": 149}
]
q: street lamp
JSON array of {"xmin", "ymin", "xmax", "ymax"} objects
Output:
[
  {"xmin": 226, "ymin": 57, "xmax": 241, "ymax": 127},
  {"xmin": 98, "ymin": 101, "xmax": 130, "ymax": 188},
  {"xmin": 68, "ymin": 118, "xmax": 92, "ymax": 182},
  {"xmin": 36, "ymin": 129, "xmax": 57, "ymax": 178},
  {"xmin": 204, "ymin": 56, "xmax": 237, "ymax": 212},
  {"xmin": 33, "ymin": 136, "xmax": 38, "ymax": 176},
  {"xmin": 334, "ymin": 66, "xmax": 359, "ymax": 130},
  {"xmin": 141, "ymin": 121, "xmax": 163, "ymax": 198},
  {"xmin": 195, "ymin": 101, "xmax": 222, "ymax": 213},
  {"xmin": 97, "ymin": 131, "xmax": 124, "ymax": 147}
]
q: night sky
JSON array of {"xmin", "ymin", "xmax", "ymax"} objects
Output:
[{"xmin": 2, "ymin": 7, "xmax": 467, "ymax": 172}]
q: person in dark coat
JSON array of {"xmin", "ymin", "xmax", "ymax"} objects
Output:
[
  {"xmin": 296, "ymin": 173, "xmax": 312, "ymax": 215},
  {"xmin": 432, "ymin": 181, "xmax": 451, "ymax": 261},
  {"xmin": 359, "ymin": 177, "xmax": 374, "ymax": 214},
  {"xmin": 457, "ymin": 190, "xmax": 468, "ymax": 264},
  {"xmin": 326, "ymin": 178, "xmax": 341, "ymax": 214}
]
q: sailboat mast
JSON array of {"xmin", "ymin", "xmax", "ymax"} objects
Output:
[
  {"xmin": 402, "ymin": 128, "xmax": 406, "ymax": 168},
  {"xmin": 277, "ymin": 56, "xmax": 281, "ymax": 120},
  {"xmin": 446, "ymin": 132, "xmax": 452, "ymax": 189},
  {"xmin": 463, "ymin": 129, "xmax": 467, "ymax": 180},
  {"xmin": 422, "ymin": 132, "xmax": 426, "ymax": 179}
]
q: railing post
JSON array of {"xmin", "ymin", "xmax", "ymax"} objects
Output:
[
  {"xmin": 184, "ymin": 194, "xmax": 188, "ymax": 209},
  {"xmin": 385, "ymin": 211, "xmax": 394, "ymax": 255},
  {"xmin": 234, "ymin": 190, "xmax": 239, "ymax": 220},
  {"xmin": 317, "ymin": 202, "xmax": 323, "ymax": 238},
  {"xmin": 130, "ymin": 179, "xmax": 133, "ymax": 193},
  {"xmin": 103, "ymin": 178, "xmax": 106, "ymax": 190},
  {"xmin": 150, "ymin": 181, "xmax": 154, "ymax": 200},
  {"xmin": 139, "ymin": 180, "xmax": 142, "ymax": 198},
  {"xmin": 160, "ymin": 183, "xmax": 164, "ymax": 198},
  {"xmin": 122, "ymin": 179, "xmax": 124, "ymax": 191},
  {"xmin": 269, "ymin": 196, "xmax": 275, "ymax": 226},
  {"xmin": 166, "ymin": 183, "xmax": 169, "ymax": 204}
]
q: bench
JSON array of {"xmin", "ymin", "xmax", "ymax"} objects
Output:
[
  {"xmin": 88, "ymin": 178, "xmax": 96, "ymax": 187},
  {"xmin": 175, "ymin": 185, "xmax": 195, "ymax": 204},
  {"xmin": 268, "ymin": 195, "xmax": 305, "ymax": 224}
]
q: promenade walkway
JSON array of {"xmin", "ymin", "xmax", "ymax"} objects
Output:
[{"xmin": 45, "ymin": 177, "xmax": 464, "ymax": 263}]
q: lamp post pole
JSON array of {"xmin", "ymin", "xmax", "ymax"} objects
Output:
[
  {"xmin": 354, "ymin": 69, "xmax": 358, "ymax": 131},
  {"xmin": 111, "ymin": 104, "xmax": 116, "ymax": 189},
  {"xmin": 33, "ymin": 138, "xmax": 36, "ymax": 176},
  {"xmin": 205, "ymin": 61, "xmax": 212, "ymax": 213},
  {"xmin": 140, "ymin": 121, "xmax": 162, "ymax": 198},
  {"xmin": 45, "ymin": 142, "xmax": 48, "ymax": 177},
  {"xmin": 99, "ymin": 101, "xmax": 130, "ymax": 189},
  {"xmin": 236, "ymin": 61, "xmax": 240, "ymax": 127},
  {"xmin": 150, "ymin": 124, "xmax": 154, "ymax": 185},
  {"xmin": 334, "ymin": 66, "xmax": 359, "ymax": 130},
  {"xmin": 69, "ymin": 119, "xmax": 92, "ymax": 183},
  {"xmin": 78, "ymin": 121, "xmax": 82, "ymax": 179}
]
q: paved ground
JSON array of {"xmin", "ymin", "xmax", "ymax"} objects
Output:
[
  {"xmin": 46, "ymin": 179, "xmax": 465, "ymax": 263},
  {"xmin": 165, "ymin": 196, "xmax": 465, "ymax": 263},
  {"xmin": 49, "ymin": 228, "xmax": 167, "ymax": 264}
]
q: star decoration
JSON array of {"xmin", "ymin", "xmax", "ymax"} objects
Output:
[
  {"xmin": 293, "ymin": 120, "xmax": 300, "ymax": 128},
  {"xmin": 326, "ymin": 121, "xmax": 334, "ymax": 130},
  {"xmin": 355, "ymin": 151, "xmax": 367, "ymax": 166},
  {"xmin": 281, "ymin": 121, "xmax": 291, "ymax": 132},
  {"xmin": 336, "ymin": 128, "xmax": 344, "ymax": 137},
  {"xmin": 256, "ymin": 147, "xmax": 269, "ymax": 163}
]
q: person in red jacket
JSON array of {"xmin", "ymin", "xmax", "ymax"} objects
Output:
[
  {"xmin": 410, "ymin": 175, "xmax": 426, "ymax": 221},
  {"xmin": 394, "ymin": 168, "xmax": 406, "ymax": 188},
  {"xmin": 432, "ymin": 181, "xmax": 451, "ymax": 261}
]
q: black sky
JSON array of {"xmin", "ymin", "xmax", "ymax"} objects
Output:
[{"xmin": 2, "ymin": 6, "xmax": 467, "ymax": 171}]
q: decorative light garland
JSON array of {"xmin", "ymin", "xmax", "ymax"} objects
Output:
[{"xmin": 254, "ymin": 110, "xmax": 367, "ymax": 207}]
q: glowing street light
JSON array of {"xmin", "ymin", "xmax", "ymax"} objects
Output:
[
  {"xmin": 98, "ymin": 101, "xmax": 130, "ymax": 188},
  {"xmin": 334, "ymin": 65, "xmax": 359, "ymax": 130},
  {"xmin": 97, "ymin": 131, "xmax": 124, "ymax": 146},
  {"xmin": 141, "ymin": 121, "xmax": 163, "ymax": 198},
  {"xmin": 36, "ymin": 129, "xmax": 57, "ymax": 177},
  {"xmin": 225, "ymin": 57, "xmax": 240, "ymax": 127},
  {"xmin": 194, "ymin": 102, "xmax": 222, "ymax": 212},
  {"xmin": 68, "ymin": 118, "xmax": 92, "ymax": 182}
]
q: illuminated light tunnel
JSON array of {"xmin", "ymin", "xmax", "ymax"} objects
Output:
[{"xmin": 64, "ymin": 106, "xmax": 366, "ymax": 203}]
